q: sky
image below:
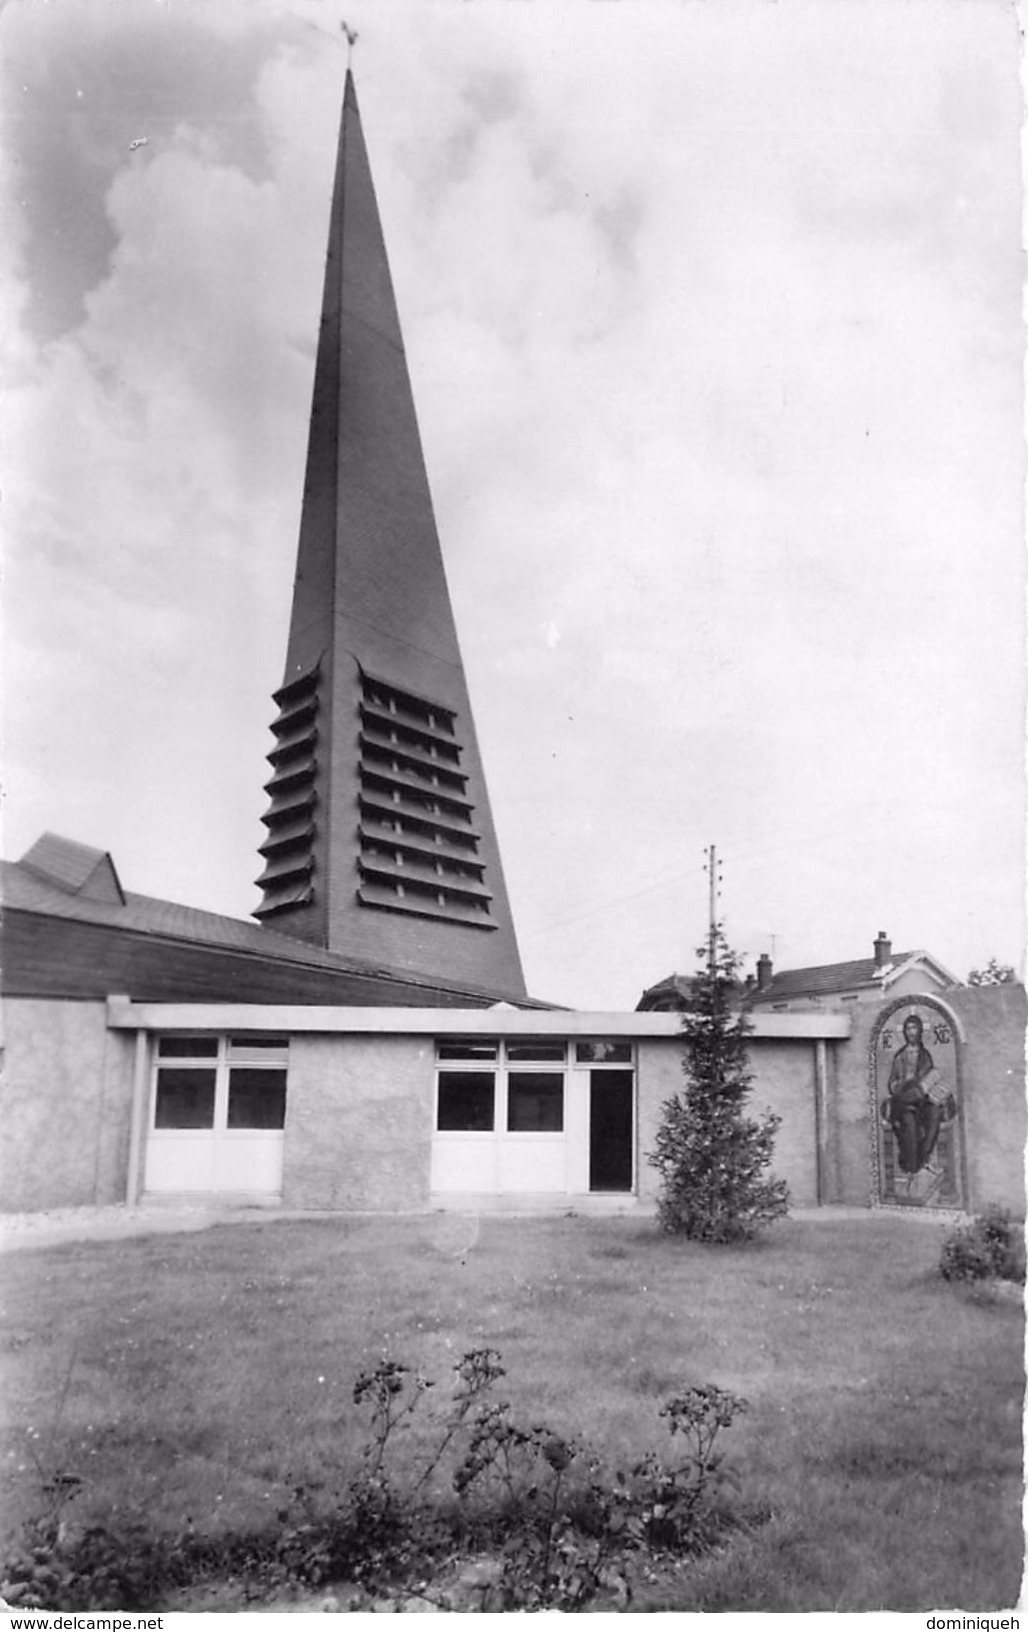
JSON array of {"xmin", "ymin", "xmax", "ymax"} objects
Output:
[{"xmin": 2, "ymin": 0, "xmax": 1024, "ymax": 1010}]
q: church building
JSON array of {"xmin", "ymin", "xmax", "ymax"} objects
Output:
[{"xmin": 2, "ymin": 73, "xmax": 1022, "ymax": 1223}]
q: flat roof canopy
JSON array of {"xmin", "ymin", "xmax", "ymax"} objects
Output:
[{"xmin": 106, "ymin": 997, "xmax": 852, "ymax": 1041}]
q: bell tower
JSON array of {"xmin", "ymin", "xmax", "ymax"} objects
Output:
[{"xmin": 255, "ymin": 72, "xmax": 526, "ymax": 998}]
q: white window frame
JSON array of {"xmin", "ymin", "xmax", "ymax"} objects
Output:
[
  {"xmin": 431, "ymin": 1039, "xmax": 636, "ymax": 1197},
  {"xmin": 150, "ymin": 1035, "xmax": 290, "ymax": 1136},
  {"xmin": 434, "ymin": 1040, "xmax": 569, "ymax": 1137}
]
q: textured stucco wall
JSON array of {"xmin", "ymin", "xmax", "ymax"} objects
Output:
[
  {"xmin": 941, "ymin": 985, "xmax": 1025, "ymax": 1214},
  {"xmin": 889, "ymin": 969, "xmax": 944, "ymax": 999},
  {"xmin": 281, "ymin": 1034, "xmax": 433, "ymax": 1210},
  {"xmin": 832, "ymin": 985, "xmax": 1026, "ymax": 1213},
  {"xmin": 747, "ymin": 1041, "xmax": 819, "ymax": 1206},
  {"xmin": 636, "ymin": 1039, "xmax": 684, "ymax": 1201},
  {"xmin": 829, "ymin": 1005, "xmax": 878, "ymax": 1206},
  {"xmin": 1, "ymin": 998, "xmax": 135, "ymax": 1212},
  {"xmin": 636, "ymin": 1035, "xmax": 819, "ymax": 1206}
]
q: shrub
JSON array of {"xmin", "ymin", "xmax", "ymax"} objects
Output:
[
  {"xmin": 1, "ymin": 1348, "xmax": 749, "ymax": 1613},
  {"xmin": 649, "ymin": 928, "xmax": 789, "ymax": 1242},
  {"xmin": 939, "ymin": 1206, "xmax": 1026, "ymax": 1285}
]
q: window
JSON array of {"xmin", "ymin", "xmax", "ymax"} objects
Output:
[
  {"xmin": 151, "ymin": 1038, "xmax": 289, "ymax": 1133},
  {"xmin": 507, "ymin": 1042, "xmax": 565, "ymax": 1063},
  {"xmin": 158, "ymin": 1036, "xmax": 218, "ymax": 1059},
  {"xmin": 438, "ymin": 1071, "xmax": 495, "ymax": 1131},
  {"xmin": 154, "ymin": 1068, "xmax": 216, "ymax": 1129},
  {"xmin": 574, "ymin": 1041, "xmax": 632, "ymax": 1065},
  {"xmin": 507, "ymin": 1072, "xmax": 563, "ymax": 1132},
  {"xmin": 437, "ymin": 1040, "xmax": 498, "ymax": 1061},
  {"xmin": 227, "ymin": 1069, "xmax": 287, "ymax": 1130},
  {"xmin": 435, "ymin": 1042, "xmax": 567, "ymax": 1136}
]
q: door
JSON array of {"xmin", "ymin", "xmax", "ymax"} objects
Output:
[{"xmin": 589, "ymin": 1070, "xmax": 633, "ymax": 1192}]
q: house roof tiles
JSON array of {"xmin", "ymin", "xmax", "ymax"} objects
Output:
[
  {"xmin": 752, "ymin": 954, "xmax": 919, "ymax": 1002},
  {"xmin": 637, "ymin": 947, "xmax": 959, "ymax": 1012}
]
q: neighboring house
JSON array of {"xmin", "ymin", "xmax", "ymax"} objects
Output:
[
  {"xmin": 637, "ymin": 933, "xmax": 960, "ymax": 1015},
  {"xmin": 747, "ymin": 933, "xmax": 961, "ymax": 1012},
  {"xmin": 635, "ymin": 972, "xmax": 700, "ymax": 1012}
]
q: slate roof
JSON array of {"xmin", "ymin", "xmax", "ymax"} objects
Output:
[
  {"xmin": 2, "ymin": 838, "xmax": 554, "ymax": 1010},
  {"xmin": 20, "ymin": 831, "xmax": 124, "ymax": 903},
  {"xmin": 636, "ymin": 971, "xmax": 746, "ymax": 1011},
  {"xmin": 638, "ymin": 949, "xmax": 959, "ymax": 1012},
  {"xmin": 636, "ymin": 973, "xmax": 696, "ymax": 1007},
  {"xmin": 751, "ymin": 953, "xmax": 919, "ymax": 1003}
]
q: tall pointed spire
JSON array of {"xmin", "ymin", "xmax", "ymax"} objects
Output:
[{"xmin": 256, "ymin": 71, "xmax": 526, "ymax": 998}]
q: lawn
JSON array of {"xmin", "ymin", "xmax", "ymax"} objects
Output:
[{"xmin": 1, "ymin": 1210, "xmax": 1022, "ymax": 1611}]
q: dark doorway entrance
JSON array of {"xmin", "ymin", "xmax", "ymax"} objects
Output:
[{"xmin": 589, "ymin": 1070, "xmax": 633, "ymax": 1192}]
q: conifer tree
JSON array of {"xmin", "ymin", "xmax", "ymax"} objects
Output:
[{"xmin": 649, "ymin": 929, "xmax": 789, "ymax": 1242}]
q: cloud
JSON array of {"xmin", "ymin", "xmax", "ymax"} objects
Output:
[
  {"xmin": 2, "ymin": 0, "xmax": 1023, "ymax": 1003},
  {"xmin": 1, "ymin": 24, "xmax": 344, "ymax": 901}
]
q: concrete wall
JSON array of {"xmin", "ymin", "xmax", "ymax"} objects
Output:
[
  {"xmin": 827, "ymin": 1010, "xmax": 876, "ymax": 1207},
  {"xmin": 1, "ymin": 998, "xmax": 135, "ymax": 1212},
  {"xmin": 8, "ymin": 990, "xmax": 1015, "ymax": 1218},
  {"xmin": 832, "ymin": 985, "xmax": 1026, "ymax": 1214},
  {"xmin": 748, "ymin": 1041, "xmax": 819, "ymax": 1206},
  {"xmin": 943, "ymin": 985, "xmax": 1025, "ymax": 1215},
  {"xmin": 636, "ymin": 1038, "xmax": 685, "ymax": 1202},
  {"xmin": 281, "ymin": 1033, "xmax": 434, "ymax": 1211},
  {"xmin": 635, "ymin": 1034, "xmax": 820, "ymax": 1207}
]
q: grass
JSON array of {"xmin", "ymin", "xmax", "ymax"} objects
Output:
[{"xmin": 1, "ymin": 1211, "xmax": 1022, "ymax": 1611}]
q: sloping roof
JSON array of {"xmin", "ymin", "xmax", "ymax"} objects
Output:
[
  {"xmin": 750, "ymin": 950, "xmax": 957, "ymax": 1004},
  {"xmin": 638, "ymin": 949, "xmax": 960, "ymax": 1011},
  {"xmin": 636, "ymin": 971, "xmax": 748, "ymax": 1011},
  {"xmin": 756, "ymin": 954, "xmax": 914, "ymax": 1000},
  {"xmin": 20, "ymin": 832, "xmax": 124, "ymax": 904},
  {"xmin": 636, "ymin": 972, "xmax": 697, "ymax": 1009},
  {"xmin": 1, "ymin": 849, "xmax": 554, "ymax": 1010}
]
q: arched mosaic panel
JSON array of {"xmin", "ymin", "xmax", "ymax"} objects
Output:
[{"xmin": 869, "ymin": 996, "xmax": 966, "ymax": 1209}]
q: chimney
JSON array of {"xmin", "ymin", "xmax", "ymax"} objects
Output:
[
  {"xmin": 873, "ymin": 930, "xmax": 892, "ymax": 970},
  {"xmin": 756, "ymin": 952, "xmax": 773, "ymax": 992}
]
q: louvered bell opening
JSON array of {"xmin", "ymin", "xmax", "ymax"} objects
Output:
[
  {"xmin": 268, "ymin": 720, "xmax": 319, "ymax": 765},
  {"xmin": 358, "ymin": 846, "xmax": 492, "ymax": 898},
  {"xmin": 358, "ymin": 819, "xmax": 485, "ymax": 874},
  {"xmin": 258, "ymin": 817, "xmax": 316, "ymax": 857},
  {"xmin": 357, "ymin": 792, "xmax": 479, "ymax": 850},
  {"xmin": 357, "ymin": 875, "xmax": 494, "ymax": 927},
  {"xmin": 261, "ymin": 784, "xmax": 317, "ymax": 824},
  {"xmin": 264, "ymin": 755, "xmax": 317, "ymax": 795},
  {"xmin": 256, "ymin": 660, "xmax": 321, "ymax": 920},
  {"xmin": 273, "ymin": 665, "xmax": 321, "ymax": 707},
  {"xmin": 358, "ymin": 733, "xmax": 468, "ymax": 795},
  {"xmin": 359, "ymin": 701, "xmax": 462, "ymax": 763},
  {"xmin": 358, "ymin": 765, "xmax": 476, "ymax": 824},
  {"xmin": 255, "ymin": 852, "xmax": 315, "ymax": 889},
  {"xmin": 354, "ymin": 671, "xmax": 494, "ymax": 930},
  {"xmin": 359, "ymin": 668, "xmax": 457, "ymax": 737},
  {"xmin": 254, "ymin": 876, "xmax": 314, "ymax": 918}
]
